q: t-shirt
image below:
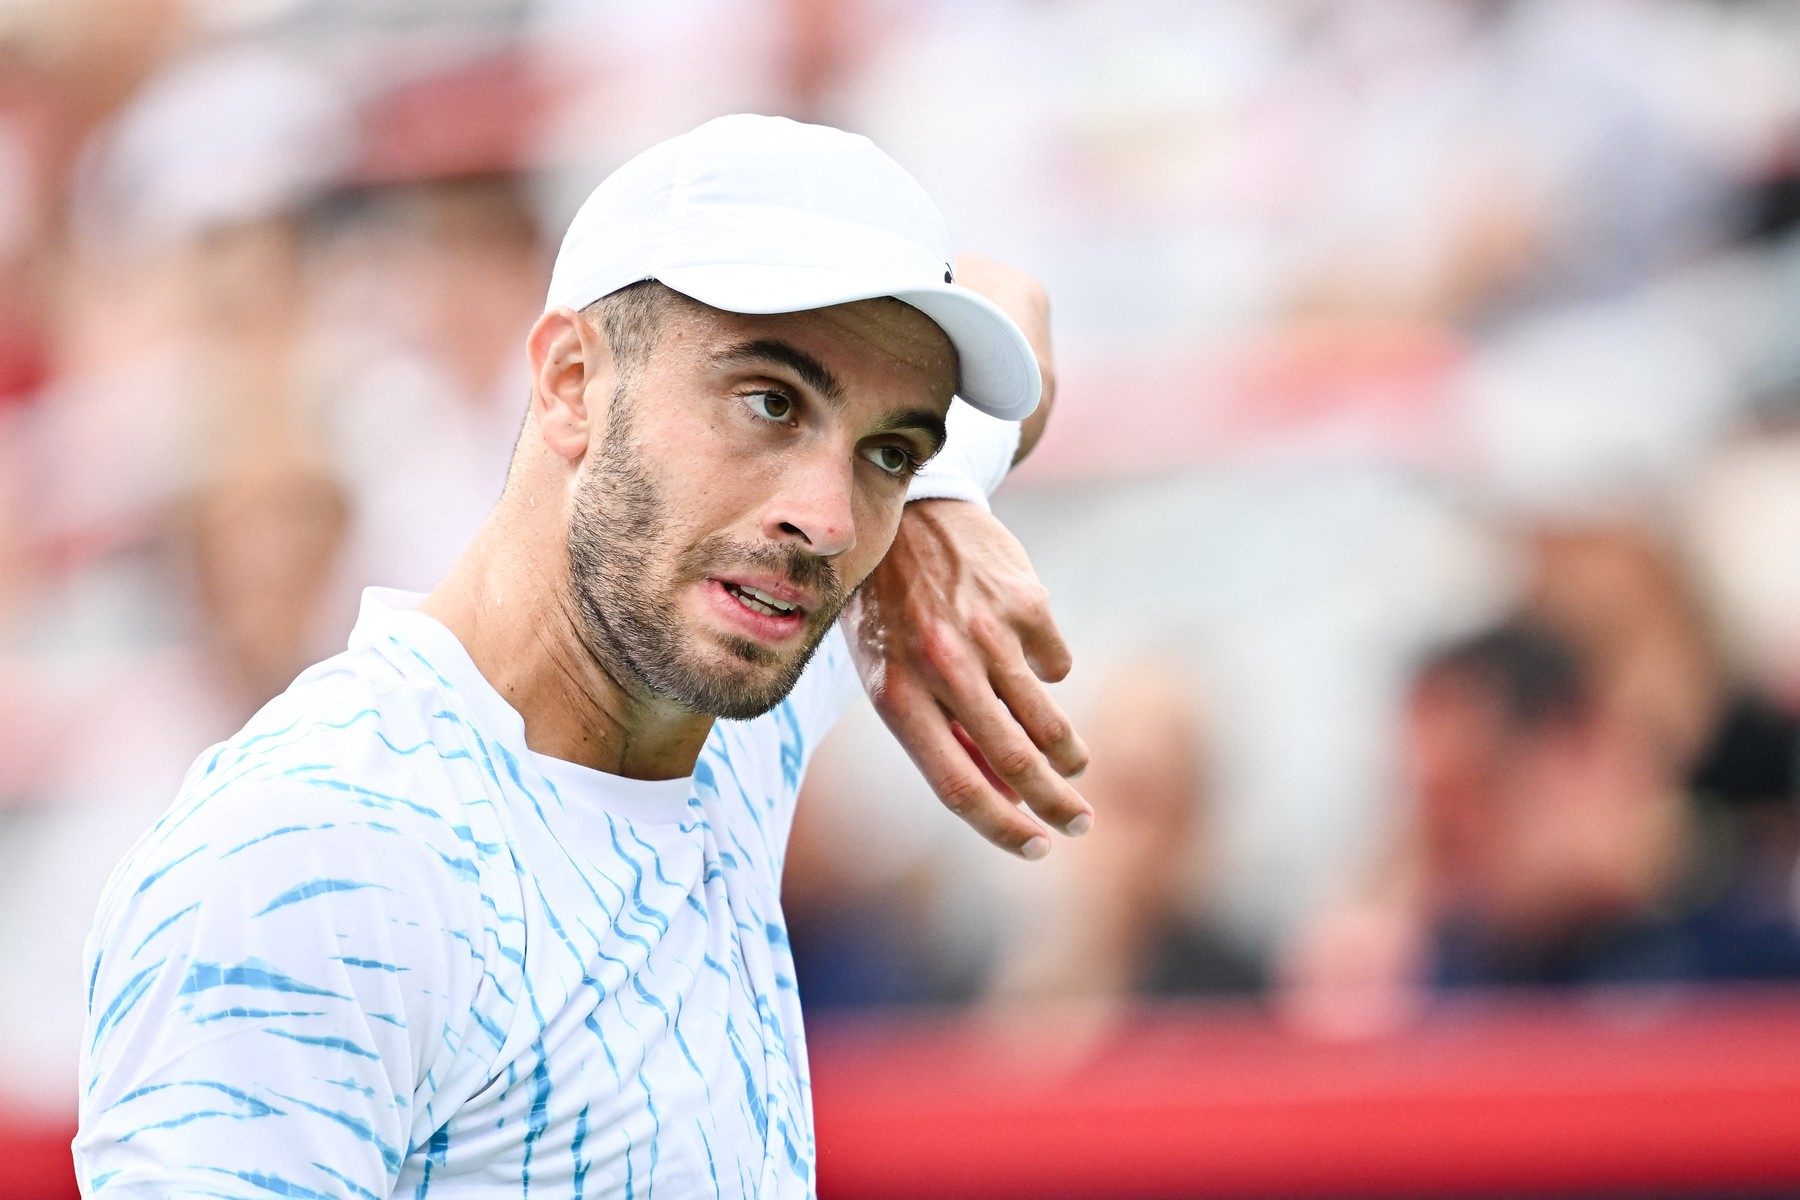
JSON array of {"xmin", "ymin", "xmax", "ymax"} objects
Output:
[{"xmin": 76, "ymin": 587, "xmax": 860, "ymax": 1199}]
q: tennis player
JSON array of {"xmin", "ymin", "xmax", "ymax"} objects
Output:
[{"xmin": 76, "ymin": 114, "xmax": 1088, "ymax": 1197}]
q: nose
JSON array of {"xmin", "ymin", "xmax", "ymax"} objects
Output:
[{"xmin": 763, "ymin": 448, "xmax": 856, "ymax": 558}]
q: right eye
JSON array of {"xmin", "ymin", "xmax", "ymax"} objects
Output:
[{"xmin": 744, "ymin": 390, "xmax": 795, "ymax": 422}]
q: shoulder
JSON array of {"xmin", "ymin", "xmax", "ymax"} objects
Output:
[
  {"xmin": 97, "ymin": 649, "xmax": 513, "ymax": 956},
  {"xmin": 184, "ymin": 642, "xmax": 496, "ymax": 834},
  {"xmin": 78, "ymin": 631, "xmax": 534, "ymax": 1183}
]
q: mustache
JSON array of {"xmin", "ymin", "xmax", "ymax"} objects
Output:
[{"xmin": 683, "ymin": 534, "xmax": 846, "ymax": 607}]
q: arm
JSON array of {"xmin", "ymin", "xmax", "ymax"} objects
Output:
[
  {"xmin": 958, "ymin": 255, "xmax": 1056, "ymax": 467},
  {"xmin": 846, "ymin": 256, "xmax": 1091, "ymax": 859}
]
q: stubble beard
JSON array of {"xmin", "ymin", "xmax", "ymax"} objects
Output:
[{"xmin": 565, "ymin": 387, "xmax": 851, "ymax": 721}]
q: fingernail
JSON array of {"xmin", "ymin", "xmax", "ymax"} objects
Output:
[
  {"xmin": 1020, "ymin": 835, "xmax": 1050, "ymax": 861},
  {"xmin": 1065, "ymin": 812, "xmax": 1093, "ymax": 837}
]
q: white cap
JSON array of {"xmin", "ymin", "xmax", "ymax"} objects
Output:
[{"xmin": 545, "ymin": 114, "xmax": 1040, "ymax": 421}]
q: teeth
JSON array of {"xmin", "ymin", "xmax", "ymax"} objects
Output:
[
  {"xmin": 728, "ymin": 583, "xmax": 796, "ymax": 617},
  {"xmin": 738, "ymin": 584, "xmax": 796, "ymax": 614}
]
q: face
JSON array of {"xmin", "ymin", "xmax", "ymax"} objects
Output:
[{"xmin": 565, "ymin": 296, "xmax": 956, "ymax": 719}]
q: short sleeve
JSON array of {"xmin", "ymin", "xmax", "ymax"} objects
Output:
[{"xmin": 75, "ymin": 769, "xmax": 502, "ymax": 1199}]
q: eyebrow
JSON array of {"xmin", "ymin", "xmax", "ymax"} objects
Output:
[
  {"xmin": 716, "ymin": 338, "xmax": 844, "ymax": 406},
  {"xmin": 874, "ymin": 407, "xmax": 949, "ymax": 461},
  {"xmin": 715, "ymin": 336, "xmax": 950, "ymax": 457}
]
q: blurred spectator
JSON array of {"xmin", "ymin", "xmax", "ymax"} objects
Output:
[
  {"xmin": 0, "ymin": 39, "xmax": 354, "ymax": 1115},
  {"xmin": 309, "ymin": 174, "xmax": 540, "ymax": 615},
  {"xmin": 984, "ymin": 661, "xmax": 1262, "ymax": 1009},
  {"xmin": 0, "ymin": 0, "xmax": 190, "ymax": 408},
  {"xmin": 1411, "ymin": 618, "xmax": 1689, "ymax": 988},
  {"xmin": 782, "ymin": 804, "xmax": 955, "ymax": 1011},
  {"xmin": 1279, "ymin": 614, "xmax": 1686, "ymax": 1041},
  {"xmin": 190, "ymin": 454, "xmax": 349, "ymax": 707},
  {"xmin": 312, "ymin": 173, "xmax": 543, "ymax": 603},
  {"xmin": 18, "ymin": 42, "xmax": 352, "ymax": 653},
  {"xmin": 785, "ymin": 659, "xmax": 1263, "ymax": 1016},
  {"xmin": 1280, "ymin": 512, "xmax": 1800, "ymax": 1041},
  {"xmin": 6, "ymin": 0, "xmax": 1800, "ymax": 1142}
]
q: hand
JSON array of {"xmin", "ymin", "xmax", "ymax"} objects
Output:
[{"xmin": 845, "ymin": 500, "xmax": 1091, "ymax": 859}]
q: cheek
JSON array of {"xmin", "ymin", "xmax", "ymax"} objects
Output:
[
  {"xmin": 843, "ymin": 490, "xmax": 908, "ymax": 587},
  {"xmin": 673, "ymin": 408, "xmax": 786, "ymax": 511}
]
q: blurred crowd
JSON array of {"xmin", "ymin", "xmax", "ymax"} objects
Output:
[{"xmin": 3, "ymin": 0, "xmax": 1800, "ymax": 1121}]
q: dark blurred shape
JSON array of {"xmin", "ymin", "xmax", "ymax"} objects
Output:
[
  {"xmin": 1690, "ymin": 690, "xmax": 1800, "ymax": 805},
  {"xmin": 1678, "ymin": 690, "xmax": 1800, "ymax": 982},
  {"xmin": 783, "ymin": 799, "xmax": 962, "ymax": 1010},
  {"xmin": 1412, "ymin": 617, "xmax": 1690, "ymax": 988},
  {"xmin": 784, "ymin": 890, "xmax": 952, "ymax": 1011},
  {"xmin": 1735, "ymin": 137, "xmax": 1800, "ymax": 246},
  {"xmin": 1426, "ymin": 621, "xmax": 1588, "ymax": 734}
]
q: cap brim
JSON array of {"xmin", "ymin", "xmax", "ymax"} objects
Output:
[{"xmin": 655, "ymin": 263, "xmax": 1041, "ymax": 421}]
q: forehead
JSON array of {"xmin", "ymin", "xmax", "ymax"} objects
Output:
[{"xmin": 661, "ymin": 294, "xmax": 960, "ymax": 405}]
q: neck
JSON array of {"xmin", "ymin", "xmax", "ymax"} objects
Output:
[{"xmin": 419, "ymin": 506, "xmax": 714, "ymax": 780}]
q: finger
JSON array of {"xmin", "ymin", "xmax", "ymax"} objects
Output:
[
  {"xmin": 990, "ymin": 654, "xmax": 1090, "ymax": 780},
  {"xmin": 1015, "ymin": 599, "xmax": 1074, "ymax": 684},
  {"xmin": 940, "ymin": 668, "xmax": 1093, "ymax": 836},
  {"xmin": 949, "ymin": 720, "xmax": 1014, "ymax": 799},
  {"xmin": 874, "ymin": 684, "xmax": 1053, "ymax": 860}
]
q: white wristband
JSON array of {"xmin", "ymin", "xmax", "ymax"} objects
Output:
[{"xmin": 905, "ymin": 398, "xmax": 1022, "ymax": 511}]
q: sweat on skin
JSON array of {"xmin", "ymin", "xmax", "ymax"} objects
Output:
[{"xmin": 420, "ymin": 284, "xmax": 960, "ymax": 780}]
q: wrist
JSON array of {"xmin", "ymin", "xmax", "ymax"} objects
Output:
[{"xmin": 905, "ymin": 399, "xmax": 1022, "ymax": 512}]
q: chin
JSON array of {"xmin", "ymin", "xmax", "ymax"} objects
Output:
[{"xmin": 670, "ymin": 635, "xmax": 818, "ymax": 721}]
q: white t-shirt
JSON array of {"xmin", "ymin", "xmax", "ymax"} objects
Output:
[{"xmin": 76, "ymin": 587, "xmax": 860, "ymax": 1199}]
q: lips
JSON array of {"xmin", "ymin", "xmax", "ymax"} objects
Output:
[{"xmin": 702, "ymin": 576, "xmax": 811, "ymax": 643}]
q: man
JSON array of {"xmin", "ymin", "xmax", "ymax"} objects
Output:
[{"xmin": 76, "ymin": 115, "xmax": 1089, "ymax": 1196}]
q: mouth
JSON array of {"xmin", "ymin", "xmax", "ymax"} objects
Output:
[
  {"xmin": 719, "ymin": 580, "xmax": 804, "ymax": 619},
  {"xmin": 701, "ymin": 575, "xmax": 814, "ymax": 644}
]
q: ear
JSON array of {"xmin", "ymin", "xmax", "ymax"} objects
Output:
[{"xmin": 526, "ymin": 306, "xmax": 615, "ymax": 462}]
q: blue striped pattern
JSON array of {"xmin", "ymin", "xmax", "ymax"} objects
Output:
[{"xmin": 76, "ymin": 589, "xmax": 856, "ymax": 1199}]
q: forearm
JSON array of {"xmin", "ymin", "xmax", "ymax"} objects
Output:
[
  {"xmin": 857, "ymin": 253, "xmax": 1088, "ymax": 859},
  {"xmin": 1013, "ymin": 350, "xmax": 1053, "ymax": 465}
]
